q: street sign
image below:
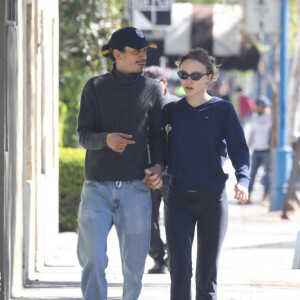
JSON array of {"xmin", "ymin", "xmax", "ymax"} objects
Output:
[
  {"xmin": 245, "ymin": 0, "xmax": 280, "ymax": 34},
  {"xmin": 132, "ymin": 0, "xmax": 173, "ymax": 30}
]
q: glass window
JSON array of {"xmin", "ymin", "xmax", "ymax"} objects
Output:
[{"xmin": 7, "ymin": 0, "xmax": 16, "ymax": 22}]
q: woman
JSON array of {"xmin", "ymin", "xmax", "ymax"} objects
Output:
[{"xmin": 163, "ymin": 48, "xmax": 250, "ymax": 300}]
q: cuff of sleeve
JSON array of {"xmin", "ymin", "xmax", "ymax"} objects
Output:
[
  {"xmin": 151, "ymin": 161, "xmax": 164, "ymax": 170},
  {"xmin": 99, "ymin": 132, "xmax": 108, "ymax": 147},
  {"xmin": 237, "ymin": 177, "xmax": 250, "ymax": 189}
]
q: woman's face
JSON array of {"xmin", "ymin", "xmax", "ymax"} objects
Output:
[{"xmin": 178, "ymin": 58, "xmax": 211, "ymax": 97}]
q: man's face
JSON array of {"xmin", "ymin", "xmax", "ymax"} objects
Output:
[
  {"xmin": 114, "ymin": 46, "xmax": 148, "ymax": 74},
  {"xmin": 256, "ymin": 105, "xmax": 266, "ymax": 114}
]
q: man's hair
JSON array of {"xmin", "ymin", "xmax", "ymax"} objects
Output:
[{"xmin": 101, "ymin": 43, "xmax": 124, "ymax": 62}]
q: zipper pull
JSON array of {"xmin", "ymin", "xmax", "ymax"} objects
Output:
[{"xmin": 165, "ymin": 124, "xmax": 172, "ymax": 140}]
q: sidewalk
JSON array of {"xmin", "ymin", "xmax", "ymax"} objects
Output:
[{"xmin": 26, "ymin": 160, "xmax": 300, "ymax": 299}]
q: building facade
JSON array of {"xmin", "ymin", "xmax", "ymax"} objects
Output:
[{"xmin": 0, "ymin": 0, "xmax": 59, "ymax": 299}]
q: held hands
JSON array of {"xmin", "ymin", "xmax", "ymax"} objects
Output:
[
  {"xmin": 234, "ymin": 184, "xmax": 249, "ymax": 204},
  {"xmin": 143, "ymin": 164, "xmax": 163, "ymax": 190},
  {"xmin": 106, "ymin": 133, "xmax": 135, "ymax": 153}
]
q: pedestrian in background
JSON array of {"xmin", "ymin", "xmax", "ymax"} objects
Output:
[
  {"xmin": 248, "ymin": 95, "xmax": 272, "ymax": 206},
  {"xmin": 76, "ymin": 26, "xmax": 164, "ymax": 300},
  {"xmin": 143, "ymin": 65, "xmax": 180, "ymax": 274},
  {"xmin": 235, "ymin": 86, "xmax": 256, "ymax": 127},
  {"xmin": 163, "ymin": 48, "xmax": 250, "ymax": 300}
]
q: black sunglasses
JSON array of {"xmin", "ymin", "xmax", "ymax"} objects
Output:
[{"xmin": 177, "ymin": 70, "xmax": 210, "ymax": 81}]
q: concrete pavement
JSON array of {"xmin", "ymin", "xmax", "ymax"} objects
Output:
[{"xmin": 23, "ymin": 160, "xmax": 300, "ymax": 299}]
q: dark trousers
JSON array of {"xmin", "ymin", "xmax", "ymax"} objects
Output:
[
  {"xmin": 148, "ymin": 189, "xmax": 166, "ymax": 263},
  {"xmin": 165, "ymin": 188, "xmax": 228, "ymax": 300}
]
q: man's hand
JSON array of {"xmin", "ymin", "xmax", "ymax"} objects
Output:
[
  {"xmin": 234, "ymin": 184, "xmax": 249, "ymax": 204},
  {"xmin": 143, "ymin": 164, "xmax": 163, "ymax": 190},
  {"xmin": 106, "ymin": 133, "xmax": 135, "ymax": 153}
]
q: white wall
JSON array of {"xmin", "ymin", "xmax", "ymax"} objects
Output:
[{"xmin": 1, "ymin": 0, "xmax": 59, "ymax": 298}]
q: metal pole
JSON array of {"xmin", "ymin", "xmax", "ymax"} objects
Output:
[
  {"xmin": 257, "ymin": 72, "xmax": 262, "ymax": 98},
  {"xmin": 265, "ymin": 34, "xmax": 274, "ymax": 101},
  {"xmin": 0, "ymin": 0, "xmax": 5, "ymax": 296},
  {"xmin": 270, "ymin": 0, "xmax": 292, "ymax": 211},
  {"xmin": 0, "ymin": 0, "xmax": 5, "ymax": 297}
]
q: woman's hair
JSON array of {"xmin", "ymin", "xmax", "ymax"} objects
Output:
[
  {"xmin": 175, "ymin": 48, "xmax": 220, "ymax": 82},
  {"xmin": 101, "ymin": 43, "xmax": 125, "ymax": 62}
]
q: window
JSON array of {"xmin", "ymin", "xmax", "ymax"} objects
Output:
[{"xmin": 7, "ymin": 0, "xmax": 16, "ymax": 22}]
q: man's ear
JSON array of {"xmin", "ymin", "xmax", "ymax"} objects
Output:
[{"xmin": 113, "ymin": 49, "xmax": 122, "ymax": 60}]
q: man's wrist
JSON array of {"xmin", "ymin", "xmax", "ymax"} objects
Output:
[{"xmin": 153, "ymin": 164, "xmax": 162, "ymax": 172}]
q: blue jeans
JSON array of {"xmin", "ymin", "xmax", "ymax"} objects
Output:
[
  {"xmin": 248, "ymin": 150, "xmax": 270, "ymax": 195},
  {"xmin": 165, "ymin": 188, "xmax": 228, "ymax": 300},
  {"xmin": 77, "ymin": 180, "xmax": 151, "ymax": 300}
]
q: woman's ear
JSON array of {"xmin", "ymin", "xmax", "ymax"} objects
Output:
[{"xmin": 206, "ymin": 73, "xmax": 213, "ymax": 83}]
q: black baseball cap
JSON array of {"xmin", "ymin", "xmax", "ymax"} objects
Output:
[{"xmin": 102, "ymin": 27, "xmax": 157, "ymax": 56}]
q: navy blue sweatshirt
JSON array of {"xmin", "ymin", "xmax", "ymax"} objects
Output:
[{"xmin": 163, "ymin": 97, "xmax": 250, "ymax": 192}]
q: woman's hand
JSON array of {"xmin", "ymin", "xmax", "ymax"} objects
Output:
[
  {"xmin": 234, "ymin": 184, "xmax": 249, "ymax": 204},
  {"xmin": 143, "ymin": 164, "xmax": 163, "ymax": 190}
]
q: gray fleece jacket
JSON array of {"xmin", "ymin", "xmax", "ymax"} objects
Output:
[{"xmin": 77, "ymin": 65, "xmax": 164, "ymax": 182}]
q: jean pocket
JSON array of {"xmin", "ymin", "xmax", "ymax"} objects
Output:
[
  {"xmin": 84, "ymin": 180, "xmax": 98, "ymax": 186},
  {"xmin": 129, "ymin": 180, "xmax": 150, "ymax": 194}
]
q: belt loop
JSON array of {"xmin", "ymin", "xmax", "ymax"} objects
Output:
[{"xmin": 116, "ymin": 181, "xmax": 122, "ymax": 188}]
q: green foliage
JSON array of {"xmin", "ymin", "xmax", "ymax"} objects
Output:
[
  {"xmin": 175, "ymin": 0, "xmax": 215, "ymax": 3},
  {"xmin": 59, "ymin": 0, "xmax": 126, "ymax": 147},
  {"xmin": 59, "ymin": 101, "xmax": 67, "ymax": 148},
  {"xmin": 175, "ymin": 0, "xmax": 242, "ymax": 3},
  {"xmin": 59, "ymin": 68, "xmax": 86, "ymax": 148},
  {"xmin": 59, "ymin": 147, "xmax": 85, "ymax": 232},
  {"xmin": 290, "ymin": 0, "xmax": 300, "ymax": 56},
  {"xmin": 59, "ymin": 0, "xmax": 125, "ymax": 74}
]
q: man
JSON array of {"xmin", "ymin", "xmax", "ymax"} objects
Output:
[
  {"xmin": 248, "ymin": 95, "xmax": 272, "ymax": 206},
  {"xmin": 143, "ymin": 66, "xmax": 179, "ymax": 273},
  {"xmin": 77, "ymin": 27, "xmax": 164, "ymax": 300}
]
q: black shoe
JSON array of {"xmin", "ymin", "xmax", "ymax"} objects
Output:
[{"xmin": 148, "ymin": 261, "xmax": 165, "ymax": 274}]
